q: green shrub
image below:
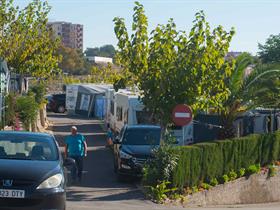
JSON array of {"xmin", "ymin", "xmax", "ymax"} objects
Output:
[
  {"xmin": 143, "ymin": 145, "xmax": 179, "ymax": 187},
  {"xmin": 143, "ymin": 132, "xmax": 280, "ymax": 190},
  {"xmin": 238, "ymin": 168, "xmax": 246, "ymax": 177},
  {"xmin": 222, "ymin": 174, "xmax": 229, "ymax": 183},
  {"xmin": 5, "ymin": 93, "xmax": 17, "ymax": 126},
  {"xmin": 268, "ymin": 165, "xmax": 277, "ymax": 177},
  {"xmin": 246, "ymin": 164, "xmax": 261, "ymax": 176},
  {"xmin": 63, "ymin": 76, "xmax": 81, "ymax": 85},
  {"xmin": 210, "ymin": 178, "xmax": 218, "ymax": 186},
  {"xmin": 272, "ymin": 132, "xmax": 280, "ymax": 161},
  {"xmin": 200, "ymin": 183, "xmax": 211, "ymax": 190},
  {"xmin": 16, "ymin": 95, "xmax": 39, "ymax": 131},
  {"xmin": 256, "ymin": 163, "xmax": 261, "ymax": 171},
  {"xmin": 172, "ymin": 146, "xmax": 202, "ymax": 190},
  {"xmin": 192, "ymin": 186, "xmax": 199, "ymax": 193},
  {"xmin": 147, "ymin": 181, "xmax": 177, "ymax": 203},
  {"xmin": 261, "ymin": 133, "xmax": 274, "ymax": 165},
  {"xmin": 228, "ymin": 170, "xmax": 238, "ymax": 181},
  {"xmin": 29, "ymin": 83, "xmax": 47, "ymax": 107},
  {"xmin": 195, "ymin": 142, "xmax": 223, "ymax": 182}
]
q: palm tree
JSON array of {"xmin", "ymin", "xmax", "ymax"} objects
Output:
[{"xmin": 218, "ymin": 53, "xmax": 280, "ymax": 139}]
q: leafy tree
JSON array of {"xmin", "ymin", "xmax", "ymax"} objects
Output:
[
  {"xmin": 84, "ymin": 45, "xmax": 116, "ymax": 58},
  {"xmin": 219, "ymin": 53, "xmax": 280, "ymax": 139},
  {"xmin": 84, "ymin": 47, "xmax": 100, "ymax": 57},
  {"xmin": 16, "ymin": 94, "xmax": 38, "ymax": 131},
  {"xmin": 62, "ymin": 63, "xmax": 121, "ymax": 84},
  {"xmin": 90, "ymin": 63, "xmax": 120, "ymax": 83},
  {"xmin": 99, "ymin": 45, "xmax": 116, "ymax": 57},
  {"xmin": 243, "ymin": 64, "xmax": 280, "ymax": 108},
  {"xmin": 56, "ymin": 44, "xmax": 89, "ymax": 75},
  {"xmin": 29, "ymin": 83, "xmax": 47, "ymax": 107},
  {"xmin": 113, "ymin": 2, "xmax": 235, "ymax": 127},
  {"xmin": 0, "ymin": 0, "xmax": 61, "ymax": 81},
  {"xmin": 258, "ymin": 34, "xmax": 280, "ymax": 64}
]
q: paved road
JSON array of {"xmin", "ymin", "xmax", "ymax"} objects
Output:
[{"xmin": 48, "ymin": 113, "xmax": 280, "ymax": 210}]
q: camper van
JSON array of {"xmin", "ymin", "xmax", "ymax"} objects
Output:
[{"xmin": 113, "ymin": 90, "xmax": 149, "ymax": 134}]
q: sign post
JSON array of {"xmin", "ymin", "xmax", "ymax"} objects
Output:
[{"xmin": 172, "ymin": 104, "xmax": 193, "ymax": 126}]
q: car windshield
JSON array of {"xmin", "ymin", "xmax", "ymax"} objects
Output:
[
  {"xmin": 0, "ymin": 134, "xmax": 58, "ymax": 161},
  {"xmin": 122, "ymin": 129, "xmax": 161, "ymax": 145}
]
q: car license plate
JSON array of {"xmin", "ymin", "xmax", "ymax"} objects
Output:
[{"xmin": 0, "ymin": 189, "xmax": 25, "ymax": 198}]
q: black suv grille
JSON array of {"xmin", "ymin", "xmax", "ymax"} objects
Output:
[{"xmin": 134, "ymin": 158, "xmax": 146, "ymax": 165}]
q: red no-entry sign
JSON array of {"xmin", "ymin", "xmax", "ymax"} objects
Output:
[{"xmin": 172, "ymin": 104, "xmax": 193, "ymax": 126}]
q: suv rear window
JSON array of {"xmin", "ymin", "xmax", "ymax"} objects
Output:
[{"xmin": 122, "ymin": 128, "xmax": 161, "ymax": 145}]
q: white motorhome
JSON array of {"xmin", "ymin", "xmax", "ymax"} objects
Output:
[
  {"xmin": 169, "ymin": 123, "xmax": 194, "ymax": 145},
  {"xmin": 104, "ymin": 88, "xmax": 116, "ymax": 130},
  {"xmin": 113, "ymin": 90, "xmax": 148, "ymax": 133},
  {"xmin": 65, "ymin": 84, "xmax": 79, "ymax": 115}
]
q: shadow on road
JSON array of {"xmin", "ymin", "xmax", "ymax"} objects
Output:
[
  {"xmin": 48, "ymin": 113, "xmax": 100, "ymax": 120},
  {"xmin": 51, "ymin": 123, "xmax": 104, "ymax": 133},
  {"xmin": 48, "ymin": 113, "xmax": 145, "ymax": 203},
  {"xmin": 75, "ymin": 149, "xmax": 141, "ymax": 189},
  {"xmin": 67, "ymin": 189, "xmax": 145, "ymax": 202}
]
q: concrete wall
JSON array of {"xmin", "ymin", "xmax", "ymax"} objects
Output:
[{"xmin": 186, "ymin": 168, "xmax": 280, "ymax": 207}]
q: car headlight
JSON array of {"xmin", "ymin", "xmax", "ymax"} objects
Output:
[
  {"xmin": 37, "ymin": 174, "xmax": 64, "ymax": 189},
  {"xmin": 120, "ymin": 151, "xmax": 132, "ymax": 159}
]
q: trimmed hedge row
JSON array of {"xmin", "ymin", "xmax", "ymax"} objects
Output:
[{"xmin": 172, "ymin": 132, "xmax": 280, "ymax": 190}]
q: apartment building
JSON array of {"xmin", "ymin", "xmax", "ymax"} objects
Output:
[{"xmin": 47, "ymin": 21, "xmax": 83, "ymax": 50}]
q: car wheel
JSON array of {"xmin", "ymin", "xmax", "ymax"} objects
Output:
[{"xmin": 57, "ymin": 105, "xmax": 65, "ymax": 113}]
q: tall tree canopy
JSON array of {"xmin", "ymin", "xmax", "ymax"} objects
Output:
[
  {"xmin": 219, "ymin": 53, "xmax": 280, "ymax": 139},
  {"xmin": 113, "ymin": 2, "xmax": 235, "ymax": 127},
  {"xmin": 56, "ymin": 45, "xmax": 88, "ymax": 75},
  {"xmin": 258, "ymin": 34, "xmax": 280, "ymax": 64},
  {"xmin": 0, "ymin": 0, "xmax": 60, "ymax": 79}
]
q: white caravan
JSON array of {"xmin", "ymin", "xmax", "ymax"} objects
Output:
[
  {"xmin": 169, "ymin": 123, "xmax": 194, "ymax": 145},
  {"xmin": 113, "ymin": 90, "xmax": 147, "ymax": 134},
  {"xmin": 104, "ymin": 88, "xmax": 116, "ymax": 130}
]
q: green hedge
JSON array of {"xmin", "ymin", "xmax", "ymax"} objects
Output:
[{"xmin": 172, "ymin": 132, "xmax": 280, "ymax": 190}]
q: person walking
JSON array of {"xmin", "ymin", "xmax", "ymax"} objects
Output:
[
  {"xmin": 65, "ymin": 126, "xmax": 87, "ymax": 183},
  {"xmin": 106, "ymin": 123, "xmax": 113, "ymax": 147}
]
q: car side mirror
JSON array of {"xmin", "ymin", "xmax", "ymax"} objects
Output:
[
  {"xmin": 63, "ymin": 157, "xmax": 75, "ymax": 167},
  {"xmin": 113, "ymin": 136, "xmax": 121, "ymax": 144}
]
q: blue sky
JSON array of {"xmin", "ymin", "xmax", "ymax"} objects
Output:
[{"xmin": 14, "ymin": 0, "xmax": 280, "ymax": 54}]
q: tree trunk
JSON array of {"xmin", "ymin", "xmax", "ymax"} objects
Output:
[
  {"xmin": 31, "ymin": 122, "xmax": 36, "ymax": 132},
  {"xmin": 18, "ymin": 73, "xmax": 29, "ymax": 94},
  {"xmin": 39, "ymin": 107, "xmax": 46, "ymax": 127},
  {"xmin": 218, "ymin": 113, "xmax": 236, "ymax": 140}
]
